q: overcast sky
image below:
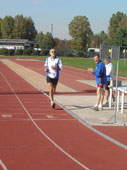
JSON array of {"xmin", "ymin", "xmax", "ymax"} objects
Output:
[{"xmin": 0, "ymin": 0, "xmax": 127, "ymax": 39}]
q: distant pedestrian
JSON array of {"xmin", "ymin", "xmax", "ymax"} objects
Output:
[
  {"xmin": 88, "ymin": 54, "xmax": 106, "ymax": 111},
  {"xmin": 104, "ymin": 57, "xmax": 114, "ymax": 106},
  {"xmin": 44, "ymin": 48, "xmax": 62, "ymax": 108}
]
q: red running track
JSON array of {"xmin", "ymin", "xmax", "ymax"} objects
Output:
[
  {"xmin": 0, "ymin": 61, "xmax": 127, "ymax": 170},
  {"xmin": 12, "ymin": 59, "xmax": 127, "ymax": 143},
  {"xmin": 13, "ymin": 59, "xmax": 97, "ymax": 95}
]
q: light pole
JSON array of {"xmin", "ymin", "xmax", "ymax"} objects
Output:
[
  {"xmin": 51, "ymin": 24, "xmax": 53, "ymax": 37},
  {"xmin": 51, "ymin": 24, "xmax": 53, "ymax": 48}
]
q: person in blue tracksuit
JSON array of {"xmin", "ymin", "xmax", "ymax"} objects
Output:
[
  {"xmin": 89, "ymin": 54, "xmax": 106, "ymax": 111},
  {"xmin": 44, "ymin": 48, "xmax": 62, "ymax": 108}
]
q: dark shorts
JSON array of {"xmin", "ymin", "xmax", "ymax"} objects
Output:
[
  {"xmin": 46, "ymin": 76, "xmax": 58, "ymax": 85},
  {"xmin": 105, "ymin": 81, "xmax": 110, "ymax": 90}
]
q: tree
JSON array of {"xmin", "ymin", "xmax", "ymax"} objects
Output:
[
  {"xmin": 24, "ymin": 17, "xmax": 37, "ymax": 40},
  {"xmin": 71, "ymin": 38, "xmax": 85, "ymax": 50},
  {"xmin": 89, "ymin": 34, "xmax": 100, "ymax": 48},
  {"xmin": 108, "ymin": 12, "xmax": 126, "ymax": 44},
  {"xmin": 119, "ymin": 16, "xmax": 127, "ymax": 29},
  {"xmin": 100, "ymin": 31, "xmax": 108, "ymax": 45},
  {"xmin": 0, "ymin": 18, "xmax": 2, "ymax": 38},
  {"xmin": 54, "ymin": 38, "xmax": 71, "ymax": 50},
  {"xmin": 114, "ymin": 27, "xmax": 127, "ymax": 46},
  {"xmin": 41, "ymin": 32, "xmax": 55, "ymax": 50},
  {"xmin": 13, "ymin": 15, "xmax": 25, "ymax": 39},
  {"xmin": 1, "ymin": 16, "xmax": 14, "ymax": 39},
  {"xmin": 35, "ymin": 31, "xmax": 44, "ymax": 48},
  {"xmin": 69, "ymin": 16, "xmax": 93, "ymax": 50}
]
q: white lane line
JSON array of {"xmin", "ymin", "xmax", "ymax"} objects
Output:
[
  {"xmin": 1, "ymin": 114, "xmax": 13, "ymax": 118},
  {"xmin": 1, "ymin": 71, "xmax": 91, "ymax": 170},
  {"xmin": 2, "ymin": 64, "xmax": 127, "ymax": 150},
  {"xmin": 0, "ymin": 159, "xmax": 8, "ymax": 170},
  {"xmin": 0, "ymin": 118, "xmax": 76, "ymax": 122}
]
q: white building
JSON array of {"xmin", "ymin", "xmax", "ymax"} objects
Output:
[{"xmin": 0, "ymin": 39, "xmax": 33, "ymax": 50}]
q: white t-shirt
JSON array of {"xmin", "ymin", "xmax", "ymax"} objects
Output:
[
  {"xmin": 105, "ymin": 62, "xmax": 114, "ymax": 80},
  {"xmin": 44, "ymin": 56, "xmax": 62, "ymax": 79}
]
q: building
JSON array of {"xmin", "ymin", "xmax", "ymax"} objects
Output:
[
  {"xmin": 0, "ymin": 39, "xmax": 38, "ymax": 50},
  {"xmin": 88, "ymin": 48, "xmax": 100, "ymax": 53}
]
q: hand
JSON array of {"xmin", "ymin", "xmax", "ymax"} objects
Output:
[
  {"xmin": 51, "ymin": 65, "xmax": 57, "ymax": 69},
  {"xmin": 87, "ymin": 68, "xmax": 94, "ymax": 72},
  {"xmin": 44, "ymin": 67, "xmax": 48, "ymax": 72}
]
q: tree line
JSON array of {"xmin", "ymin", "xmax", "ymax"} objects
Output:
[
  {"xmin": 69, "ymin": 11, "xmax": 127, "ymax": 50},
  {"xmin": 0, "ymin": 15, "xmax": 37, "ymax": 40},
  {"xmin": 0, "ymin": 11, "xmax": 127, "ymax": 51}
]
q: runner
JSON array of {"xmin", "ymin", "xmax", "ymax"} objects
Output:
[{"xmin": 44, "ymin": 48, "xmax": 62, "ymax": 108}]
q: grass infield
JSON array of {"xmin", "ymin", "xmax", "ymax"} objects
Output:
[
  {"xmin": 40, "ymin": 57, "xmax": 127, "ymax": 78},
  {"xmin": 0, "ymin": 55, "xmax": 126, "ymax": 78}
]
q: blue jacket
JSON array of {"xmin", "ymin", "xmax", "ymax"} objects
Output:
[{"xmin": 93, "ymin": 61, "xmax": 106, "ymax": 85}]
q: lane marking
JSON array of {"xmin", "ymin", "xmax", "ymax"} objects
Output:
[
  {"xmin": 1, "ymin": 71, "xmax": 91, "ymax": 170},
  {"xmin": 0, "ymin": 159, "xmax": 8, "ymax": 170},
  {"xmin": 1, "ymin": 114, "xmax": 13, "ymax": 118},
  {"xmin": 0, "ymin": 118, "xmax": 76, "ymax": 122},
  {"xmin": 2, "ymin": 65, "xmax": 127, "ymax": 150},
  {"xmin": 13, "ymin": 70, "xmax": 127, "ymax": 150},
  {"xmin": 31, "ymin": 113, "xmax": 67, "ymax": 115},
  {"xmin": 46, "ymin": 115, "xmax": 55, "ymax": 119},
  {"xmin": 2, "ymin": 64, "xmax": 127, "ymax": 150}
]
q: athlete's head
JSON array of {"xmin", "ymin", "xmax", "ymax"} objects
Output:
[
  {"xmin": 104, "ymin": 57, "xmax": 110, "ymax": 64},
  {"xmin": 50, "ymin": 48, "xmax": 56, "ymax": 58},
  {"xmin": 94, "ymin": 54, "xmax": 100, "ymax": 64}
]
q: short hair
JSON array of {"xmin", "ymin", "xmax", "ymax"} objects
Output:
[
  {"xmin": 104, "ymin": 56, "xmax": 110, "ymax": 61},
  {"xmin": 94, "ymin": 54, "xmax": 100, "ymax": 58},
  {"xmin": 49, "ymin": 48, "xmax": 56, "ymax": 53}
]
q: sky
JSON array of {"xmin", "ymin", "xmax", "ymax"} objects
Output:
[{"xmin": 0, "ymin": 0, "xmax": 127, "ymax": 40}]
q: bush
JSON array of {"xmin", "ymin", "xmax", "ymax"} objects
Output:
[
  {"xmin": 41, "ymin": 49, "xmax": 49, "ymax": 56},
  {"xmin": 31, "ymin": 50, "xmax": 39, "ymax": 56},
  {"xmin": 15, "ymin": 49, "xmax": 24, "ymax": 55},
  {"xmin": 8, "ymin": 49, "xmax": 15, "ymax": 56},
  {"xmin": 77, "ymin": 51, "xmax": 85, "ymax": 57},
  {"xmin": 65, "ymin": 52, "xmax": 74, "ymax": 57},
  {"xmin": 23, "ymin": 48, "xmax": 33, "ymax": 55},
  {"xmin": 56, "ymin": 49, "xmax": 66, "ymax": 56},
  {"xmin": 0, "ymin": 48, "xmax": 8, "ymax": 55}
]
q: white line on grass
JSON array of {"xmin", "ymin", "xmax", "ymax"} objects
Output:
[{"xmin": 1, "ymin": 71, "xmax": 91, "ymax": 170}]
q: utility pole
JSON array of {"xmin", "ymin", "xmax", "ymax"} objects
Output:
[
  {"xmin": 51, "ymin": 24, "xmax": 53, "ymax": 37},
  {"xmin": 51, "ymin": 24, "xmax": 53, "ymax": 48}
]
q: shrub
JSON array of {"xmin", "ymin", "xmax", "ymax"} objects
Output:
[
  {"xmin": 31, "ymin": 50, "xmax": 39, "ymax": 56},
  {"xmin": 77, "ymin": 51, "xmax": 85, "ymax": 57},
  {"xmin": 15, "ymin": 49, "xmax": 24, "ymax": 55},
  {"xmin": 0, "ymin": 48, "xmax": 8, "ymax": 55},
  {"xmin": 41, "ymin": 49, "xmax": 49, "ymax": 56},
  {"xmin": 55, "ymin": 49, "xmax": 65, "ymax": 56},
  {"xmin": 8, "ymin": 49, "xmax": 15, "ymax": 56},
  {"xmin": 23, "ymin": 48, "xmax": 33, "ymax": 55},
  {"xmin": 65, "ymin": 52, "xmax": 74, "ymax": 57}
]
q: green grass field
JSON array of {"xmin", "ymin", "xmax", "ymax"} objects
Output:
[
  {"xmin": 0, "ymin": 55, "xmax": 126, "ymax": 78},
  {"xmin": 40, "ymin": 57, "xmax": 127, "ymax": 78}
]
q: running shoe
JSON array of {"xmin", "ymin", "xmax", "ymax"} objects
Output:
[
  {"xmin": 91, "ymin": 105, "xmax": 98, "ymax": 111},
  {"xmin": 98, "ymin": 106, "xmax": 103, "ymax": 111},
  {"xmin": 103, "ymin": 101, "xmax": 109, "ymax": 107},
  {"xmin": 51, "ymin": 101, "xmax": 55, "ymax": 109}
]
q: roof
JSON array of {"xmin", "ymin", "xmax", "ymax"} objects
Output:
[{"xmin": 0, "ymin": 39, "xmax": 29, "ymax": 44}]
